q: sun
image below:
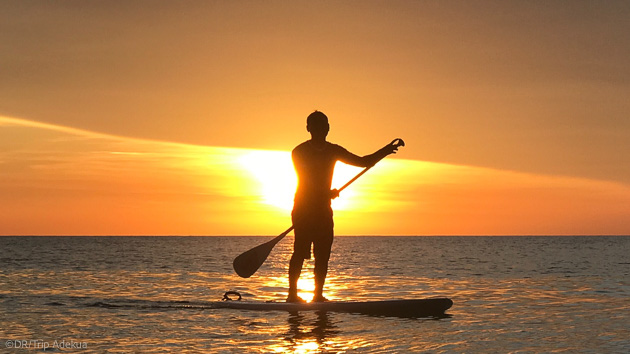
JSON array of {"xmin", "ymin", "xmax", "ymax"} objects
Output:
[
  {"xmin": 237, "ymin": 149, "xmax": 363, "ymax": 212},
  {"xmin": 237, "ymin": 150, "xmax": 296, "ymax": 211}
]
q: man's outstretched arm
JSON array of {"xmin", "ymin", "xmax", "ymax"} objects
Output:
[{"xmin": 337, "ymin": 139, "xmax": 403, "ymax": 168}]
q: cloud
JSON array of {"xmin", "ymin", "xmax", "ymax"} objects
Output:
[{"xmin": 1, "ymin": 116, "xmax": 629, "ymax": 236}]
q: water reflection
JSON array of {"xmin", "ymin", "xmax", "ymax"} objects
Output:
[
  {"xmin": 283, "ymin": 311, "xmax": 340, "ymax": 353},
  {"xmin": 267, "ymin": 310, "xmax": 378, "ymax": 353},
  {"xmin": 4, "ymin": 236, "xmax": 628, "ymax": 352}
]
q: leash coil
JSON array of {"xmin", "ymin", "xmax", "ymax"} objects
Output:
[{"xmin": 222, "ymin": 291, "xmax": 242, "ymax": 301}]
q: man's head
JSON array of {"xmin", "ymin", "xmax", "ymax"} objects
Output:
[{"xmin": 306, "ymin": 111, "xmax": 329, "ymax": 140}]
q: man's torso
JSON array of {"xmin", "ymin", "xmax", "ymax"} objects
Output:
[{"xmin": 292, "ymin": 140, "xmax": 347, "ymax": 213}]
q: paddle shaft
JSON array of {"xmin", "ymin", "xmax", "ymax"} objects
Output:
[
  {"xmin": 232, "ymin": 165, "xmax": 370, "ymax": 278},
  {"xmin": 336, "ymin": 163, "xmax": 373, "ymax": 194},
  {"xmin": 268, "ymin": 159, "xmax": 383, "ymax": 241},
  {"xmin": 233, "ymin": 138, "xmax": 404, "ymax": 278},
  {"xmin": 271, "ymin": 163, "xmax": 373, "ymax": 244}
]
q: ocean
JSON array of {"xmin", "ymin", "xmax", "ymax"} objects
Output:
[{"xmin": 1, "ymin": 236, "xmax": 628, "ymax": 353}]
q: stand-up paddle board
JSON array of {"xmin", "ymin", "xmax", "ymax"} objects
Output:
[{"xmin": 213, "ymin": 292, "xmax": 452, "ymax": 318}]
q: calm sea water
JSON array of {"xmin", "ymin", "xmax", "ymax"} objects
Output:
[{"xmin": 1, "ymin": 236, "xmax": 628, "ymax": 353}]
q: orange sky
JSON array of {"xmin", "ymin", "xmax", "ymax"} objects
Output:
[
  {"xmin": 1, "ymin": 116, "xmax": 629, "ymax": 235},
  {"xmin": 1, "ymin": 1, "xmax": 629, "ymax": 235}
]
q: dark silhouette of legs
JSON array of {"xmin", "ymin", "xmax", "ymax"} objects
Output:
[
  {"xmin": 288, "ymin": 253, "xmax": 305, "ymax": 302},
  {"xmin": 313, "ymin": 252, "xmax": 330, "ymax": 302}
]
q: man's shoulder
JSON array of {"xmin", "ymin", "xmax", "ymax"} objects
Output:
[
  {"xmin": 293, "ymin": 141, "xmax": 347, "ymax": 154},
  {"xmin": 292, "ymin": 141, "xmax": 311, "ymax": 154},
  {"xmin": 325, "ymin": 142, "xmax": 350, "ymax": 156},
  {"xmin": 327, "ymin": 142, "xmax": 347, "ymax": 151}
]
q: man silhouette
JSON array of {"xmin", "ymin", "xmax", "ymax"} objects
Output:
[{"xmin": 288, "ymin": 111, "xmax": 400, "ymax": 303}]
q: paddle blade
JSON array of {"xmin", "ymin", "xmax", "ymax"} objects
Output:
[
  {"xmin": 233, "ymin": 229, "xmax": 291, "ymax": 278},
  {"xmin": 233, "ymin": 241, "xmax": 274, "ymax": 278}
]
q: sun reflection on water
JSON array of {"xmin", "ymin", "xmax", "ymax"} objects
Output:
[
  {"xmin": 293, "ymin": 340, "xmax": 319, "ymax": 353},
  {"xmin": 3, "ymin": 236, "xmax": 630, "ymax": 352},
  {"xmin": 264, "ymin": 311, "xmax": 374, "ymax": 354}
]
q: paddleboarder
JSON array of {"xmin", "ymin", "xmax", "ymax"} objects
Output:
[{"xmin": 288, "ymin": 111, "xmax": 401, "ymax": 303}]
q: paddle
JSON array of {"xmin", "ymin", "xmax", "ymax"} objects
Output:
[{"xmin": 233, "ymin": 138, "xmax": 405, "ymax": 278}]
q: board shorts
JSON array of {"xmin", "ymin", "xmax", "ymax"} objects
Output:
[{"xmin": 291, "ymin": 207, "xmax": 334, "ymax": 260}]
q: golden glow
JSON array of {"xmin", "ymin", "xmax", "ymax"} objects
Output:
[
  {"xmin": 296, "ymin": 274, "xmax": 315, "ymax": 303},
  {"xmin": 3, "ymin": 2, "xmax": 630, "ymax": 237},
  {"xmin": 237, "ymin": 149, "xmax": 369, "ymax": 212},
  {"xmin": 294, "ymin": 340, "xmax": 320, "ymax": 353},
  {"xmin": 330, "ymin": 162, "xmax": 365, "ymax": 211},
  {"xmin": 2, "ymin": 116, "xmax": 630, "ymax": 236},
  {"xmin": 237, "ymin": 150, "xmax": 296, "ymax": 212}
]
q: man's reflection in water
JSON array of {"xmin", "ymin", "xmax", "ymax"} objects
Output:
[{"xmin": 285, "ymin": 310, "xmax": 340, "ymax": 350}]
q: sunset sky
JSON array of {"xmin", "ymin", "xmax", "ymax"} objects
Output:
[{"xmin": 1, "ymin": 1, "xmax": 629, "ymax": 235}]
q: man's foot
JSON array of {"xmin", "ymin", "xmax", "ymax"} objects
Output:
[
  {"xmin": 312, "ymin": 294, "xmax": 329, "ymax": 302},
  {"xmin": 286, "ymin": 294, "xmax": 307, "ymax": 303}
]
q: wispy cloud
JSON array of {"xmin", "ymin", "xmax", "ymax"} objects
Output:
[{"xmin": 1, "ymin": 116, "xmax": 629, "ymax": 235}]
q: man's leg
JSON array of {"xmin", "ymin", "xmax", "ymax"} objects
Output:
[
  {"xmin": 288, "ymin": 218, "xmax": 310, "ymax": 303},
  {"xmin": 313, "ymin": 251, "xmax": 330, "ymax": 301},
  {"xmin": 287, "ymin": 252, "xmax": 305, "ymax": 302},
  {"xmin": 312, "ymin": 219, "xmax": 334, "ymax": 302}
]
